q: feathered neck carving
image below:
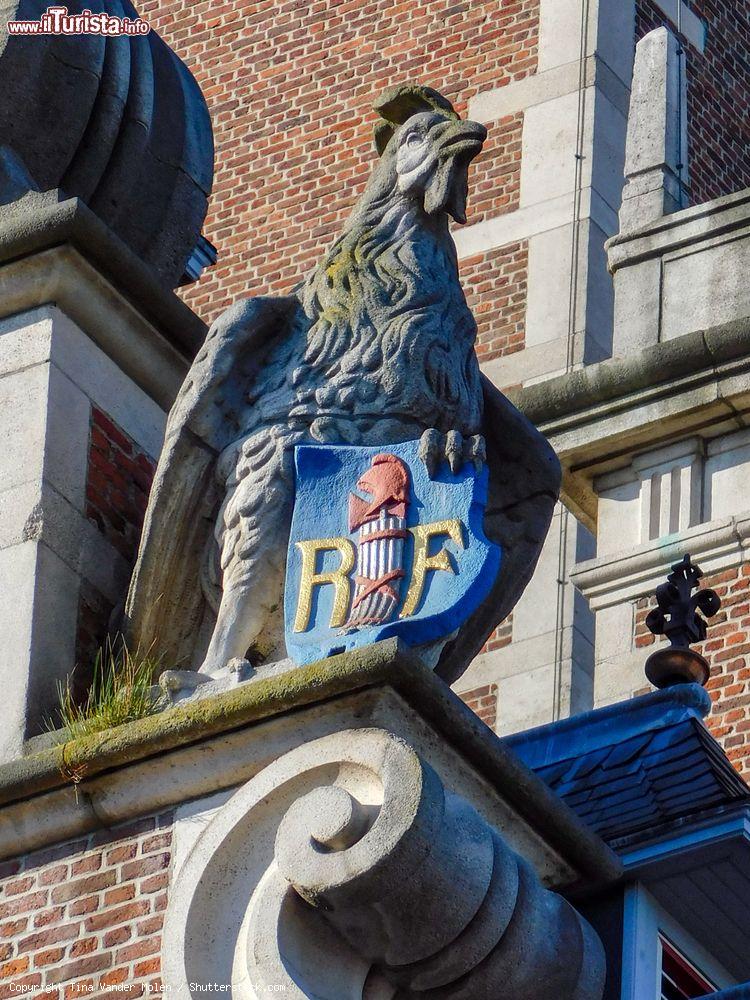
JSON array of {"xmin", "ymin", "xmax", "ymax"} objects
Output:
[
  {"xmin": 249, "ymin": 84, "xmax": 487, "ymax": 441},
  {"xmin": 301, "ymin": 160, "xmax": 456, "ymax": 328}
]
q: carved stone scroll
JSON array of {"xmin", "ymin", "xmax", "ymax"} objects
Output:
[{"xmin": 163, "ymin": 729, "xmax": 605, "ymax": 999}]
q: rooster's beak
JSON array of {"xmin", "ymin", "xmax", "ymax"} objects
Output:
[{"xmin": 424, "ymin": 119, "xmax": 487, "ymax": 224}]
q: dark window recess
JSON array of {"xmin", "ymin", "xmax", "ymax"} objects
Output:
[{"xmin": 660, "ymin": 936, "xmax": 716, "ymax": 1000}]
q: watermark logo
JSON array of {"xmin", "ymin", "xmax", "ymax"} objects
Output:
[{"xmin": 7, "ymin": 5, "xmax": 150, "ymax": 35}]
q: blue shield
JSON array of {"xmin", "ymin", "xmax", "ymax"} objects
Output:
[{"xmin": 284, "ymin": 439, "xmax": 501, "ymax": 665}]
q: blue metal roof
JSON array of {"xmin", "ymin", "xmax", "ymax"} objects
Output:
[{"xmin": 506, "ymin": 684, "xmax": 750, "ymax": 845}]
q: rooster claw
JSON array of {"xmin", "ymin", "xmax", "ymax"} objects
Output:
[{"xmin": 419, "ymin": 429, "xmax": 486, "ymax": 478}]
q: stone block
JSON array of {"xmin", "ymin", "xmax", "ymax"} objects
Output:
[
  {"xmin": 0, "ymin": 362, "xmax": 47, "ymax": 495},
  {"xmin": 705, "ymin": 430, "xmax": 750, "ymax": 522},
  {"xmin": 44, "ymin": 364, "xmax": 89, "ymax": 510},
  {"xmin": 24, "ymin": 542, "xmax": 79, "ymax": 737},
  {"xmin": 0, "ymin": 534, "xmax": 79, "ymax": 754},
  {"xmin": 661, "ymin": 227, "xmax": 750, "ymax": 342},
  {"xmin": 582, "ymin": 219, "xmax": 616, "ymax": 360},
  {"xmin": 590, "ymin": 90, "xmax": 629, "ymax": 216},
  {"xmin": 521, "ymin": 90, "xmax": 582, "ymax": 209},
  {"xmin": 595, "ymin": 0, "xmax": 637, "ymax": 88},
  {"xmin": 495, "ymin": 654, "xmax": 594, "ymax": 736},
  {"xmin": 594, "ymin": 648, "xmax": 649, "ymax": 708},
  {"xmin": 525, "ymin": 216, "xmax": 615, "ymax": 367},
  {"xmin": 611, "ymin": 255, "xmax": 662, "ymax": 355},
  {"xmin": 0, "ymin": 306, "xmax": 53, "ymax": 377},
  {"xmin": 0, "ymin": 292, "xmax": 171, "ymax": 757},
  {"xmin": 538, "ymin": 0, "xmax": 596, "ymax": 74},
  {"xmin": 526, "ymin": 225, "xmax": 576, "ymax": 350},
  {"xmin": 513, "ymin": 506, "xmax": 593, "ymax": 644},
  {"xmin": 619, "ymin": 27, "xmax": 686, "ymax": 231},
  {"xmin": 0, "ymin": 480, "xmax": 41, "ymax": 552},
  {"xmin": 597, "ymin": 476, "xmax": 641, "ymax": 557},
  {"xmin": 0, "ymin": 541, "xmax": 35, "ymax": 761},
  {"xmin": 48, "ymin": 309, "xmax": 166, "ymax": 460}
]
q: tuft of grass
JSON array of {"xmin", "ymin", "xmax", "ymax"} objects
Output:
[{"xmin": 50, "ymin": 637, "xmax": 165, "ymax": 741}]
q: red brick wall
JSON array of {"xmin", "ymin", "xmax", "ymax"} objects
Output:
[
  {"xmin": 462, "ymin": 243, "xmax": 528, "ymax": 362},
  {"xmin": 636, "ymin": 0, "xmax": 750, "ymax": 206},
  {"xmin": 456, "ymin": 621, "xmax": 511, "ymax": 730},
  {"xmin": 635, "ymin": 563, "xmax": 750, "ymax": 776},
  {"xmin": 86, "ymin": 410, "xmax": 156, "ymax": 567},
  {"xmin": 469, "ymin": 112, "xmax": 523, "ymax": 225},
  {"xmin": 482, "ymin": 615, "xmax": 513, "ymax": 655},
  {"xmin": 77, "ymin": 409, "xmax": 156, "ymax": 670},
  {"xmin": 0, "ymin": 814, "xmax": 172, "ymax": 998},
  {"xmin": 459, "ymin": 683, "xmax": 499, "ymax": 728},
  {"xmin": 138, "ymin": 0, "xmax": 540, "ymax": 359}
]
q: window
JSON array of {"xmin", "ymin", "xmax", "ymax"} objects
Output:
[
  {"xmin": 622, "ymin": 884, "xmax": 733, "ymax": 1000},
  {"xmin": 660, "ymin": 936, "xmax": 716, "ymax": 999}
]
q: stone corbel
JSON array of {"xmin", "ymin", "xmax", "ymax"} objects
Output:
[{"xmin": 163, "ymin": 728, "xmax": 605, "ymax": 999}]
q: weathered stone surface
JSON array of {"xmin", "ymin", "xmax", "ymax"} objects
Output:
[
  {"xmin": 512, "ymin": 316, "xmax": 750, "ymax": 530},
  {"xmin": 608, "ymin": 188, "xmax": 750, "ymax": 357},
  {"xmin": 126, "ymin": 85, "xmax": 560, "ymax": 685},
  {"xmin": 164, "ymin": 728, "xmax": 606, "ymax": 999},
  {"xmin": 619, "ymin": 27, "xmax": 686, "ymax": 232},
  {"xmin": 0, "ymin": 641, "xmax": 621, "ymax": 894},
  {"xmin": 0, "ymin": 1, "xmax": 213, "ymax": 288},
  {"xmin": 0, "ymin": 284, "xmax": 185, "ymax": 757}
]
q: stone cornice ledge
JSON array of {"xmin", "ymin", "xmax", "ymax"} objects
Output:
[
  {"xmin": 511, "ymin": 318, "xmax": 750, "ymax": 529},
  {"xmin": 572, "ymin": 513, "xmax": 750, "ymax": 609},
  {"xmin": 513, "ymin": 319, "xmax": 750, "ymax": 431},
  {"xmin": 0, "ymin": 640, "xmax": 621, "ymax": 883},
  {"xmin": 606, "ymin": 187, "xmax": 750, "ymax": 272},
  {"xmin": 0, "ymin": 193, "xmax": 207, "ymax": 362}
]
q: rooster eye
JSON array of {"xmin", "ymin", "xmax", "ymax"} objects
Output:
[{"xmin": 406, "ymin": 133, "xmax": 422, "ymax": 148}]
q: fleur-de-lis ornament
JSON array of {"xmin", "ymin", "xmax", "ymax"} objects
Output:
[{"xmin": 644, "ymin": 554, "xmax": 721, "ymax": 688}]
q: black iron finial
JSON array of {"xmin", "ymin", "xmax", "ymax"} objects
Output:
[{"xmin": 644, "ymin": 554, "xmax": 721, "ymax": 688}]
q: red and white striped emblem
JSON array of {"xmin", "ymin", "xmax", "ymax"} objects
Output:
[{"xmin": 344, "ymin": 454, "xmax": 409, "ymax": 629}]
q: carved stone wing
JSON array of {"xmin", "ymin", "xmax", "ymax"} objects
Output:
[
  {"xmin": 436, "ymin": 376, "xmax": 562, "ymax": 684},
  {"xmin": 124, "ymin": 296, "xmax": 300, "ymax": 667}
]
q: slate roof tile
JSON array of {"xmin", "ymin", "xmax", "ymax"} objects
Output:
[{"xmin": 506, "ymin": 685, "xmax": 750, "ymax": 844}]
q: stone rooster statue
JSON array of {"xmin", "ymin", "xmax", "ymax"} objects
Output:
[{"xmin": 125, "ymin": 84, "xmax": 560, "ymax": 684}]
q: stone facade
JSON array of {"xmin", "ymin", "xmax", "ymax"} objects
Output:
[
  {"xmin": 2, "ymin": 0, "xmax": 749, "ymax": 751},
  {"xmin": 0, "ymin": 5, "xmax": 749, "ymax": 996},
  {"xmin": 0, "ymin": 300, "xmax": 176, "ymax": 757}
]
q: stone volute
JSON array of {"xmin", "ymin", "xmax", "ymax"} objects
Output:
[{"xmin": 163, "ymin": 728, "xmax": 606, "ymax": 1000}]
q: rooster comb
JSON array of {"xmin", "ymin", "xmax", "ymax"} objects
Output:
[{"xmin": 373, "ymin": 84, "xmax": 460, "ymax": 156}]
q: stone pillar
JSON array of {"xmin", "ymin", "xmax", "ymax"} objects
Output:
[
  {"xmin": 458, "ymin": 0, "xmax": 635, "ymax": 387},
  {"xmin": 610, "ymin": 27, "xmax": 689, "ymax": 357},
  {"xmin": 0, "ymin": 219, "xmax": 204, "ymax": 760},
  {"xmin": 0, "ymin": 1, "xmax": 213, "ymax": 759},
  {"xmin": 618, "ymin": 27, "xmax": 687, "ymax": 233},
  {"xmin": 453, "ymin": 0, "xmax": 637, "ymax": 734}
]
